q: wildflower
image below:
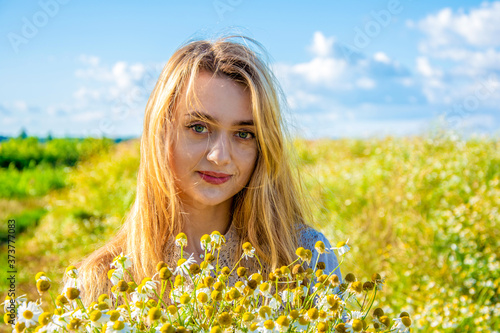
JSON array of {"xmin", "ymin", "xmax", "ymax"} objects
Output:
[
  {"xmin": 306, "ymin": 308, "xmax": 319, "ymax": 322},
  {"xmin": 65, "ymin": 265, "xmax": 79, "ymax": 279},
  {"xmin": 159, "ymin": 323, "xmax": 176, "ymax": 333},
  {"xmin": 200, "ymin": 234, "xmax": 211, "ymax": 251},
  {"xmin": 372, "ymin": 273, "xmax": 386, "ymax": 291},
  {"xmin": 105, "ymin": 320, "xmax": 132, "ymax": 333},
  {"xmin": 237, "ymin": 267, "xmax": 247, "ymax": 277},
  {"xmin": 65, "ymin": 287, "xmax": 80, "ymax": 300},
  {"xmin": 269, "ymin": 294, "xmax": 284, "ymax": 311},
  {"xmin": 259, "ymin": 282, "xmax": 272, "ymax": 298},
  {"xmin": 210, "ymin": 231, "xmax": 226, "ymax": 248},
  {"xmin": 37, "ymin": 312, "xmax": 52, "ymax": 326},
  {"xmin": 17, "ymin": 301, "xmax": 43, "ymax": 328},
  {"xmin": 242, "ymin": 242, "xmax": 256, "ymax": 259},
  {"xmin": 391, "ymin": 315, "xmax": 412, "ymax": 333},
  {"xmin": 189, "ymin": 263, "xmax": 201, "ymax": 275},
  {"xmin": 107, "ymin": 267, "xmax": 124, "ymax": 285},
  {"xmin": 137, "ymin": 278, "xmax": 160, "ymax": 298},
  {"xmin": 275, "ymin": 315, "xmax": 290, "ymax": 332},
  {"xmin": 36, "ymin": 277, "xmax": 51, "ymax": 294},
  {"xmin": 375, "ymin": 315, "xmax": 391, "ymax": 330},
  {"xmin": 199, "ymin": 260, "xmax": 214, "ymax": 275},
  {"xmin": 148, "ymin": 307, "xmax": 162, "ymax": 322},
  {"xmin": 349, "ymin": 281, "xmax": 363, "ymax": 294},
  {"xmin": 89, "ymin": 310, "xmax": 110, "ymax": 328},
  {"xmin": 261, "ymin": 319, "xmax": 278, "ymax": 332},
  {"xmin": 174, "ymin": 254, "xmax": 196, "ymax": 276},
  {"xmin": 159, "ymin": 267, "xmax": 173, "ymax": 280},
  {"xmin": 304, "ymin": 249, "xmax": 313, "ymax": 265},
  {"xmin": 332, "ymin": 239, "xmax": 350, "ymax": 256},
  {"xmin": 345, "ymin": 318, "xmax": 364, "ymax": 332},
  {"xmin": 111, "ymin": 253, "xmax": 132, "ymax": 270},
  {"xmin": 315, "ymin": 241, "xmax": 329, "ymax": 254},
  {"xmin": 175, "ymin": 233, "xmax": 188, "ymax": 247},
  {"xmin": 218, "ymin": 312, "xmax": 232, "ymax": 327},
  {"xmin": 116, "ymin": 280, "xmax": 129, "ymax": 292},
  {"xmin": 258, "ymin": 306, "xmax": 273, "ymax": 321}
]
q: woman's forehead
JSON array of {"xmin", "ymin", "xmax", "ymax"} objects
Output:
[{"xmin": 175, "ymin": 71, "xmax": 253, "ymax": 124}]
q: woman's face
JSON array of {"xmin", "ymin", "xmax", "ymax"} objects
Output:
[{"xmin": 170, "ymin": 71, "xmax": 258, "ymax": 209}]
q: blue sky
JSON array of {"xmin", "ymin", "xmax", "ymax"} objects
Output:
[{"xmin": 1, "ymin": 0, "xmax": 499, "ymax": 139}]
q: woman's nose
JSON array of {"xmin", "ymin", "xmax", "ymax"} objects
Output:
[{"xmin": 206, "ymin": 132, "xmax": 231, "ymax": 166}]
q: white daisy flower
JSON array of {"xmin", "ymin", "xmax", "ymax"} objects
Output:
[
  {"xmin": 108, "ymin": 267, "xmax": 124, "ymax": 286},
  {"xmin": 65, "ymin": 266, "xmax": 79, "ymax": 279},
  {"xmin": 345, "ymin": 318, "xmax": 364, "ymax": 333},
  {"xmin": 174, "ymin": 254, "xmax": 196, "ymax": 276},
  {"xmin": 391, "ymin": 316, "xmax": 412, "ymax": 333},
  {"xmin": 17, "ymin": 301, "xmax": 43, "ymax": 328},
  {"xmin": 200, "ymin": 234, "xmax": 212, "ymax": 252},
  {"xmin": 175, "ymin": 233, "xmax": 188, "ymax": 247},
  {"xmin": 88, "ymin": 310, "xmax": 111, "ymax": 329},
  {"xmin": 210, "ymin": 231, "xmax": 225, "ymax": 248},
  {"xmin": 105, "ymin": 320, "xmax": 132, "ymax": 333},
  {"xmin": 350, "ymin": 310, "xmax": 363, "ymax": 320},
  {"xmin": 137, "ymin": 278, "xmax": 160, "ymax": 299},
  {"xmin": 242, "ymin": 242, "xmax": 256, "ymax": 260},
  {"xmin": 111, "ymin": 253, "xmax": 132, "ymax": 270},
  {"xmin": 331, "ymin": 239, "xmax": 350, "ymax": 256}
]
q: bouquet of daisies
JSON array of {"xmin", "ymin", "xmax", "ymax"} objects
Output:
[{"xmin": 3, "ymin": 232, "xmax": 413, "ymax": 332}]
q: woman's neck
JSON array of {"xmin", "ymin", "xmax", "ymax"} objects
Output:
[{"xmin": 180, "ymin": 198, "xmax": 233, "ymax": 256}]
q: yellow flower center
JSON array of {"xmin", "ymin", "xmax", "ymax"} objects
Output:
[
  {"xmin": 22, "ymin": 310, "xmax": 33, "ymax": 320},
  {"xmin": 402, "ymin": 316, "xmax": 412, "ymax": 327},
  {"xmin": 264, "ymin": 320, "xmax": 274, "ymax": 329},
  {"xmin": 276, "ymin": 315, "xmax": 289, "ymax": 327},
  {"xmin": 351, "ymin": 319, "xmax": 363, "ymax": 331},
  {"xmin": 218, "ymin": 312, "xmax": 231, "ymax": 326},
  {"xmin": 113, "ymin": 321, "xmax": 125, "ymax": 330}
]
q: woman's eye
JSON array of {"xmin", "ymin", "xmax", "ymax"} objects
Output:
[
  {"xmin": 237, "ymin": 131, "xmax": 254, "ymax": 140},
  {"xmin": 189, "ymin": 124, "xmax": 207, "ymax": 133}
]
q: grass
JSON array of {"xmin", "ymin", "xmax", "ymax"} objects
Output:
[{"xmin": 1, "ymin": 133, "xmax": 498, "ymax": 332}]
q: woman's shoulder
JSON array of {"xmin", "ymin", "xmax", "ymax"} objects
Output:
[
  {"xmin": 295, "ymin": 223, "xmax": 342, "ymax": 282},
  {"xmin": 296, "ymin": 224, "xmax": 333, "ymax": 249}
]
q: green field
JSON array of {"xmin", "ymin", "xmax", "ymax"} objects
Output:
[{"xmin": 1, "ymin": 134, "xmax": 498, "ymax": 332}]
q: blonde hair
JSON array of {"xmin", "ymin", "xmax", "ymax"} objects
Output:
[{"xmin": 70, "ymin": 35, "xmax": 313, "ymax": 306}]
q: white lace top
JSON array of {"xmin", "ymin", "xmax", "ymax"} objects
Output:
[{"xmin": 164, "ymin": 222, "xmax": 343, "ymax": 287}]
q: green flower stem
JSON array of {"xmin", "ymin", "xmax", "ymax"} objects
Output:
[
  {"xmin": 121, "ymin": 292, "xmax": 133, "ymax": 324},
  {"xmin": 362, "ymin": 285, "xmax": 378, "ymax": 321},
  {"xmin": 300, "ymin": 255, "xmax": 345, "ymax": 311},
  {"xmin": 76, "ymin": 298, "xmax": 88, "ymax": 314},
  {"xmin": 255, "ymin": 254, "xmax": 263, "ymax": 273},
  {"xmin": 229, "ymin": 256, "xmax": 243, "ymax": 276},
  {"xmin": 48, "ymin": 290, "xmax": 58, "ymax": 311}
]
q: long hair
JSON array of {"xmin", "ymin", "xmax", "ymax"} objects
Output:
[{"xmin": 70, "ymin": 35, "xmax": 313, "ymax": 306}]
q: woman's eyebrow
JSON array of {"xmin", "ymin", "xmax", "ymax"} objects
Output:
[{"xmin": 185, "ymin": 111, "xmax": 254, "ymax": 126}]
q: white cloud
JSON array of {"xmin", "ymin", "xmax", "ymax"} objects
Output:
[
  {"xmin": 308, "ymin": 31, "xmax": 335, "ymax": 57},
  {"xmin": 291, "ymin": 57, "xmax": 347, "ymax": 86},
  {"xmin": 415, "ymin": 2, "xmax": 500, "ymax": 48},
  {"xmin": 416, "ymin": 57, "xmax": 441, "ymax": 78},
  {"xmin": 274, "ymin": 31, "xmax": 414, "ymax": 114},
  {"xmin": 412, "ymin": 2, "xmax": 500, "ymax": 107},
  {"xmin": 374, "ymin": 52, "xmax": 391, "ymax": 64}
]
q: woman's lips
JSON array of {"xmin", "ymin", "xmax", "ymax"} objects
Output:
[{"xmin": 197, "ymin": 171, "xmax": 232, "ymax": 185}]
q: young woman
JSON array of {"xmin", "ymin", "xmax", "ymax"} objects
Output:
[{"xmin": 70, "ymin": 35, "xmax": 342, "ymax": 306}]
